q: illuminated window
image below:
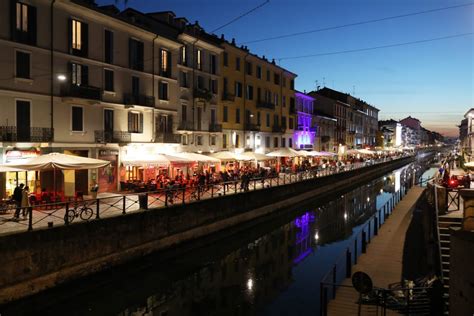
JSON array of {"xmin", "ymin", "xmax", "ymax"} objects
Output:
[
  {"xmin": 71, "ymin": 63, "xmax": 83, "ymax": 86},
  {"xmin": 72, "ymin": 20, "xmax": 82, "ymax": 50},
  {"xmin": 181, "ymin": 45, "xmax": 187, "ymax": 65},
  {"xmin": 160, "ymin": 49, "xmax": 169, "ymax": 75},
  {"xmin": 196, "ymin": 49, "xmax": 202, "ymax": 70},
  {"xmin": 16, "ymin": 2, "xmax": 28, "ymax": 32}
]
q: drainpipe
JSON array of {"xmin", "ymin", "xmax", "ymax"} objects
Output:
[
  {"xmin": 243, "ymin": 52, "xmax": 249, "ymax": 150},
  {"xmin": 50, "ymin": 0, "xmax": 56, "ymax": 147},
  {"xmin": 191, "ymin": 37, "xmax": 199, "ymax": 146},
  {"xmin": 151, "ymin": 34, "xmax": 158, "ymax": 142}
]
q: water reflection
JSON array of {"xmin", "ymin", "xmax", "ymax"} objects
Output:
[{"xmin": 3, "ymin": 165, "xmax": 422, "ymax": 316}]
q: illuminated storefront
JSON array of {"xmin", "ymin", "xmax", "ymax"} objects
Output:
[{"xmin": 3, "ymin": 148, "xmax": 40, "ymax": 196}]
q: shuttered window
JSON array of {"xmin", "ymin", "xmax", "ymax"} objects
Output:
[
  {"xmin": 69, "ymin": 19, "xmax": 88, "ymax": 57},
  {"xmin": 11, "ymin": 1, "xmax": 37, "ymax": 45},
  {"xmin": 128, "ymin": 112, "xmax": 143, "ymax": 133}
]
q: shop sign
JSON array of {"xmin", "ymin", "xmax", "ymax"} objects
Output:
[
  {"xmin": 99, "ymin": 150, "xmax": 119, "ymax": 156},
  {"xmin": 5, "ymin": 148, "xmax": 40, "ymax": 162}
]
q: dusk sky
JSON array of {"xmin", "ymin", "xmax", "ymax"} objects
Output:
[{"xmin": 99, "ymin": 0, "xmax": 474, "ymax": 137}]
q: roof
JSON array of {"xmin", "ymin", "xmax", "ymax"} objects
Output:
[
  {"xmin": 309, "ymin": 87, "xmax": 379, "ymax": 112},
  {"xmin": 313, "ymin": 110, "xmax": 337, "ymax": 121}
]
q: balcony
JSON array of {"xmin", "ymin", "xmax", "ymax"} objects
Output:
[
  {"xmin": 177, "ymin": 121, "xmax": 195, "ymax": 131},
  {"xmin": 209, "ymin": 123, "xmax": 223, "ymax": 133},
  {"xmin": 155, "ymin": 132, "xmax": 181, "ymax": 143},
  {"xmin": 222, "ymin": 92, "xmax": 235, "ymax": 102},
  {"xmin": 272, "ymin": 125, "xmax": 286, "ymax": 133},
  {"xmin": 124, "ymin": 93, "xmax": 155, "ymax": 108},
  {"xmin": 0, "ymin": 126, "xmax": 53, "ymax": 142},
  {"xmin": 94, "ymin": 130, "xmax": 131, "ymax": 144},
  {"xmin": 256, "ymin": 100, "xmax": 275, "ymax": 110},
  {"xmin": 245, "ymin": 123, "xmax": 260, "ymax": 132},
  {"xmin": 61, "ymin": 84, "xmax": 102, "ymax": 101},
  {"xmin": 194, "ymin": 88, "xmax": 212, "ymax": 101}
]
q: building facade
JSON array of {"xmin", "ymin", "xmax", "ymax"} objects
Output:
[
  {"xmin": 220, "ymin": 41, "xmax": 297, "ymax": 153},
  {"xmin": 294, "ymin": 91, "xmax": 316, "ymax": 150}
]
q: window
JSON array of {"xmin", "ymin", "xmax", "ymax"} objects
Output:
[
  {"xmin": 180, "ymin": 71, "xmax": 188, "ymax": 87},
  {"xmin": 181, "ymin": 104, "xmax": 187, "ymax": 122},
  {"xmin": 181, "ymin": 45, "xmax": 187, "ymax": 65},
  {"xmin": 236, "ymin": 57, "xmax": 240, "ymax": 71},
  {"xmin": 132, "ymin": 76, "xmax": 139, "ymax": 96},
  {"xmin": 235, "ymin": 134, "xmax": 240, "ymax": 148},
  {"xmin": 16, "ymin": 51, "xmax": 30, "ymax": 79},
  {"xmin": 282, "ymin": 96, "xmax": 286, "ymax": 107},
  {"xmin": 210, "ymin": 135, "xmax": 216, "ymax": 146},
  {"xmin": 210, "ymin": 54, "xmax": 217, "ymax": 74},
  {"xmin": 274, "ymin": 93, "xmax": 279, "ymax": 106},
  {"xmin": 70, "ymin": 19, "xmax": 88, "ymax": 56},
  {"xmin": 235, "ymin": 82, "xmax": 242, "ymax": 98},
  {"xmin": 104, "ymin": 69, "xmax": 114, "ymax": 91},
  {"xmin": 290, "ymin": 79, "xmax": 295, "ymax": 90},
  {"xmin": 160, "ymin": 49, "xmax": 170, "ymax": 77},
  {"xmin": 281, "ymin": 137, "xmax": 286, "ymax": 147},
  {"xmin": 246, "ymin": 85, "xmax": 253, "ymax": 100},
  {"xmin": 289, "ymin": 138, "xmax": 293, "ymax": 148},
  {"xmin": 197, "ymin": 76, "xmax": 204, "ymax": 89},
  {"xmin": 236, "ymin": 108, "xmax": 240, "ymax": 124},
  {"xmin": 196, "ymin": 49, "xmax": 202, "ymax": 70},
  {"xmin": 289, "ymin": 117, "xmax": 294, "ymax": 129},
  {"xmin": 257, "ymin": 112, "xmax": 261, "ymax": 126},
  {"xmin": 71, "ymin": 63, "xmax": 87, "ymax": 86},
  {"xmin": 266, "ymin": 70, "xmax": 270, "ymax": 81},
  {"xmin": 281, "ymin": 116, "xmax": 286, "ymax": 128},
  {"xmin": 210, "ymin": 79, "xmax": 218, "ymax": 94},
  {"xmin": 223, "ymin": 52, "xmax": 228, "ymax": 66},
  {"xmin": 265, "ymin": 136, "xmax": 270, "ymax": 148},
  {"xmin": 13, "ymin": 2, "xmax": 36, "ymax": 45},
  {"xmin": 182, "ymin": 134, "xmax": 188, "ymax": 145},
  {"xmin": 159, "ymin": 81, "xmax": 168, "ymax": 100},
  {"xmin": 104, "ymin": 30, "xmax": 113, "ymax": 63},
  {"xmin": 128, "ymin": 112, "xmax": 143, "ymax": 133},
  {"xmin": 274, "ymin": 73, "xmax": 280, "ymax": 85},
  {"xmin": 266, "ymin": 113, "xmax": 270, "ymax": 127},
  {"xmin": 129, "ymin": 39, "xmax": 144, "ymax": 71},
  {"xmin": 223, "ymin": 106, "xmax": 228, "ymax": 122},
  {"xmin": 223, "ymin": 134, "xmax": 227, "ymax": 148},
  {"xmin": 246, "ymin": 62, "xmax": 252, "ymax": 75},
  {"xmin": 71, "ymin": 106, "xmax": 83, "ymax": 132},
  {"xmin": 257, "ymin": 87, "xmax": 261, "ymax": 101},
  {"xmin": 256, "ymin": 66, "xmax": 262, "ymax": 79},
  {"xmin": 274, "ymin": 137, "xmax": 278, "ymax": 148},
  {"xmin": 197, "ymin": 135, "xmax": 203, "ymax": 146}
]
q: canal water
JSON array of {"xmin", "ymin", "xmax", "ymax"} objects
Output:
[{"xmin": 1, "ymin": 162, "xmax": 428, "ymax": 316}]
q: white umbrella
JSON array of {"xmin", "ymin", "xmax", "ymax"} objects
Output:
[
  {"xmin": 266, "ymin": 147, "xmax": 301, "ymax": 158},
  {"xmin": 318, "ymin": 151, "xmax": 337, "ymax": 157},
  {"xmin": 357, "ymin": 149, "xmax": 375, "ymax": 155},
  {"xmin": 209, "ymin": 151, "xmax": 252, "ymax": 161},
  {"xmin": 0, "ymin": 166, "xmax": 25, "ymax": 172},
  {"xmin": 122, "ymin": 153, "xmax": 191, "ymax": 166},
  {"xmin": 465, "ymin": 162, "xmax": 474, "ymax": 169},
  {"xmin": 241, "ymin": 152, "xmax": 275, "ymax": 161},
  {"xmin": 2, "ymin": 152, "xmax": 110, "ymax": 171},
  {"xmin": 173, "ymin": 152, "xmax": 220, "ymax": 163}
]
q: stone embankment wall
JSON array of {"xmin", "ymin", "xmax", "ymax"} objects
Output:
[{"xmin": 0, "ymin": 156, "xmax": 414, "ymax": 303}]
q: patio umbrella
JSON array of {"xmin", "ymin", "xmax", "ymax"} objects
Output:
[
  {"xmin": 209, "ymin": 151, "xmax": 252, "ymax": 161},
  {"xmin": 0, "ymin": 166, "xmax": 25, "ymax": 172},
  {"xmin": 266, "ymin": 147, "xmax": 301, "ymax": 158},
  {"xmin": 121, "ymin": 153, "xmax": 192, "ymax": 166},
  {"xmin": 318, "ymin": 151, "xmax": 337, "ymax": 157},
  {"xmin": 2, "ymin": 152, "xmax": 110, "ymax": 171},
  {"xmin": 173, "ymin": 152, "xmax": 220, "ymax": 163},
  {"xmin": 241, "ymin": 152, "xmax": 275, "ymax": 161}
]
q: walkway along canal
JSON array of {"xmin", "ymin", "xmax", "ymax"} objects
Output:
[{"xmin": 0, "ymin": 154, "xmax": 431, "ymax": 305}]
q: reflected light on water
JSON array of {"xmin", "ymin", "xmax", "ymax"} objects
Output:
[{"xmin": 247, "ymin": 278, "xmax": 254, "ymax": 291}]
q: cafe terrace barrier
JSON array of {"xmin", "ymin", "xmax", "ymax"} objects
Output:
[{"xmin": 0, "ymin": 156, "xmax": 411, "ymax": 235}]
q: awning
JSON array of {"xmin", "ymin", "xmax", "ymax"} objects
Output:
[
  {"xmin": 0, "ymin": 166, "xmax": 26, "ymax": 172},
  {"xmin": 209, "ymin": 151, "xmax": 252, "ymax": 161},
  {"xmin": 267, "ymin": 148, "xmax": 302, "ymax": 158},
  {"xmin": 1, "ymin": 153, "xmax": 110, "ymax": 171},
  {"xmin": 122, "ymin": 153, "xmax": 192, "ymax": 166},
  {"xmin": 241, "ymin": 152, "xmax": 275, "ymax": 161}
]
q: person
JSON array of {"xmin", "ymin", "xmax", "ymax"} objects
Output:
[
  {"xmin": 90, "ymin": 182, "xmax": 99, "ymax": 199},
  {"xmin": 13, "ymin": 183, "xmax": 24, "ymax": 219},
  {"xmin": 20, "ymin": 186, "xmax": 31, "ymax": 218}
]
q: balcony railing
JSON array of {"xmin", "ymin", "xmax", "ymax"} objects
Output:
[
  {"xmin": 256, "ymin": 100, "xmax": 275, "ymax": 110},
  {"xmin": 124, "ymin": 93, "xmax": 155, "ymax": 108},
  {"xmin": 209, "ymin": 123, "xmax": 223, "ymax": 133},
  {"xmin": 94, "ymin": 130, "xmax": 131, "ymax": 144},
  {"xmin": 222, "ymin": 92, "xmax": 235, "ymax": 102},
  {"xmin": 61, "ymin": 84, "xmax": 102, "ymax": 101},
  {"xmin": 194, "ymin": 88, "xmax": 213, "ymax": 101},
  {"xmin": 177, "ymin": 121, "xmax": 195, "ymax": 131},
  {"xmin": 245, "ymin": 123, "xmax": 260, "ymax": 132},
  {"xmin": 272, "ymin": 125, "xmax": 286, "ymax": 133},
  {"xmin": 155, "ymin": 132, "xmax": 181, "ymax": 143},
  {"xmin": 0, "ymin": 126, "xmax": 53, "ymax": 142}
]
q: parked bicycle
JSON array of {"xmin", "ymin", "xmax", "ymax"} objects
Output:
[{"xmin": 64, "ymin": 202, "xmax": 94, "ymax": 223}]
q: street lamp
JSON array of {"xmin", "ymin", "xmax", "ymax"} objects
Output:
[{"xmin": 57, "ymin": 74, "xmax": 66, "ymax": 81}]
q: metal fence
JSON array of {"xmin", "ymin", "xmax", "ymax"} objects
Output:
[{"xmin": 0, "ymin": 156, "xmax": 411, "ymax": 235}]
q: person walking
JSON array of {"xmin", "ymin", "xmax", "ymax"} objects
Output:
[
  {"xmin": 20, "ymin": 186, "xmax": 31, "ymax": 218},
  {"xmin": 13, "ymin": 183, "xmax": 24, "ymax": 219}
]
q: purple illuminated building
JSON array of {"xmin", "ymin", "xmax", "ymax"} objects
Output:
[{"xmin": 294, "ymin": 91, "xmax": 316, "ymax": 149}]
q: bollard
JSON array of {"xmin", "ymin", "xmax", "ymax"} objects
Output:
[
  {"xmin": 362, "ymin": 231, "xmax": 367, "ymax": 253},
  {"xmin": 354, "ymin": 238, "xmax": 358, "ymax": 264},
  {"xmin": 346, "ymin": 248, "xmax": 352, "ymax": 278},
  {"xmin": 374, "ymin": 216, "xmax": 378, "ymax": 236},
  {"xmin": 96, "ymin": 199, "xmax": 100, "ymax": 219}
]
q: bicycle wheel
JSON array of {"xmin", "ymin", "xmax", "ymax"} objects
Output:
[
  {"xmin": 80, "ymin": 207, "xmax": 93, "ymax": 220},
  {"xmin": 65, "ymin": 210, "xmax": 75, "ymax": 224}
]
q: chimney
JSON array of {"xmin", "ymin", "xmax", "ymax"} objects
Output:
[
  {"xmin": 231, "ymin": 38, "xmax": 236, "ymax": 45},
  {"xmin": 271, "ymin": 58, "xmax": 275, "ymax": 64}
]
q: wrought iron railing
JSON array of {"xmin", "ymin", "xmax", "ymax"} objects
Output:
[
  {"xmin": 222, "ymin": 92, "xmax": 235, "ymax": 101},
  {"xmin": 123, "ymin": 93, "xmax": 155, "ymax": 107},
  {"xmin": 94, "ymin": 130, "xmax": 131, "ymax": 143},
  {"xmin": 0, "ymin": 126, "xmax": 54, "ymax": 142},
  {"xmin": 256, "ymin": 100, "xmax": 275, "ymax": 110},
  {"xmin": 155, "ymin": 132, "xmax": 181, "ymax": 143},
  {"xmin": 61, "ymin": 84, "xmax": 102, "ymax": 100},
  {"xmin": 209, "ymin": 123, "xmax": 223, "ymax": 133}
]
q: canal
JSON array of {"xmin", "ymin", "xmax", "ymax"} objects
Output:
[{"xmin": 1, "ymin": 162, "xmax": 429, "ymax": 316}]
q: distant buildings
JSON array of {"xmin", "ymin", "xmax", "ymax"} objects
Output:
[{"xmin": 460, "ymin": 109, "xmax": 474, "ymax": 158}]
